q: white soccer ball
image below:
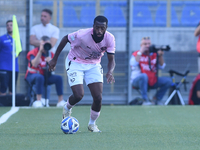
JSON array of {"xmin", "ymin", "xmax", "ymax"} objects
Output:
[{"xmin": 61, "ymin": 116, "xmax": 79, "ymax": 134}]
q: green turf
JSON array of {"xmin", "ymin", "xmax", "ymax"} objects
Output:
[
  {"xmin": 0, "ymin": 107, "xmax": 11, "ymax": 116},
  {"xmin": 0, "ymin": 106, "xmax": 200, "ymax": 150}
]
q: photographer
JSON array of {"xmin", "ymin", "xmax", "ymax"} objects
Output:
[
  {"xmin": 130, "ymin": 37, "xmax": 172, "ymax": 105},
  {"xmin": 25, "ymin": 36, "xmax": 65, "ymax": 107}
]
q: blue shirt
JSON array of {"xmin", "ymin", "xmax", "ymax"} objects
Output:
[{"xmin": 0, "ymin": 34, "xmax": 19, "ymax": 72}]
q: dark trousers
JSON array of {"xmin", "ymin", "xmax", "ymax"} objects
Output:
[
  {"xmin": 26, "ymin": 73, "xmax": 63, "ymax": 96},
  {"xmin": 0, "ymin": 70, "xmax": 18, "ymax": 93}
]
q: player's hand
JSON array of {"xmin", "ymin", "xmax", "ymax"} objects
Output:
[
  {"xmin": 106, "ymin": 72, "xmax": 115, "ymax": 84},
  {"xmin": 48, "ymin": 58, "xmax": 57, "ymax": 72}
]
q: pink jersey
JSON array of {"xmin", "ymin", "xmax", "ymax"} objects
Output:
[{"xmin": 67, "ymin": 28, "xmax": 115, "ymax": 64}]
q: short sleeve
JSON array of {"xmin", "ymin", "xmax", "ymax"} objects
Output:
[
  {"xmin": 106, "ymin": 34, "xmax": 115, "ymax": 54},
  {"xmin": 30, "ymin": 26, "xmax": 36, "ymax": 36},
  {"xmin": 51, "ymin": 26, "xmax": 59, "ymax": 39},
  {"xmin": 68, "ymin": 30, "xmax": 79, "ymax": 45}
]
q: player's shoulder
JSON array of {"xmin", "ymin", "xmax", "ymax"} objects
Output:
[
  {"xmin": 105, "ymin": 31, "xmax": 115, "ymax": 39},
  {"xmin": 74, "ymin": 28, "xmax": 92, "ymax": 37},
  {"xmin": 78, "ymin": 28, "xmax": 92, "ymax": 34}
]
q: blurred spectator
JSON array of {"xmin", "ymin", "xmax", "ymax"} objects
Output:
[
  {"xmin": 25, "ymin": 36, "xmax": 65, "ymax": 108},
  {"xmin": 0, "ymin": 20, "xmax": 19, "ymax": 95},
  {"xmin": 188, "ymin": 74, "xmax": 200, "ymax": 105},
  {"xmin": 29, "ymin": 8, "xmax": 60, "ymax": 102},
  {"xmin": 194, "ymin": 22, "xmax": 200, "ymax": 73},
  {"xmin": 130, "ymin": 37, "xmax": 172, "ymax": 105}
]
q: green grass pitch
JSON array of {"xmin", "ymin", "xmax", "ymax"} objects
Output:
[{"xmin": 0, "ymin": 105, "xmax": 200, "ymax": 150}]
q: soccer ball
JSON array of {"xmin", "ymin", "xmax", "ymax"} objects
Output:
[{"xmin": 61, "ymin": 116, "xmax": 79, "ymax": 134}]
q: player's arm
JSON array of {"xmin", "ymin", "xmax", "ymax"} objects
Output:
[
  {"xmin": 48, "ymin": 35, "xmax": 69, "ymax": 71},
  {"xmin": 194, "ymin": 23, "xmax": 200, "ymax": 37},
  {"xmin": 30, "ymin": 35, "xmax": 40, "ymax": 47},
  {"xmin": 106, "ymin": 53, "xmax": 115, "ymax": 84}
]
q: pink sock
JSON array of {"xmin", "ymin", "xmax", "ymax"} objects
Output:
[
  {"xmin": 65, "ymin": 99, "xmax": 73, "ymax": 110},
  {"xmin": 90, "ymin": 109, "xmax": 100, "ymax": 123}
]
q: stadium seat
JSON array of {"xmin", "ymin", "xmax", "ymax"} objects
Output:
[
  {"xmin": 181, "ymin": 6, "xmax": 200, "ymax": 27},
  {"xmin": 80, "ymin": 6, "xmax": 95, "ymax": 27},
  {"xmin": 63, "ymin": 6, "xmax": 81, "ymax": 27},
  {"xmin": 134, "ymin": 1, "xmax": 158, "ymax": 6},
  {"xmin": 100, "ymin": 1, "xmax": 127, "ymax": 6},
  {"xmin": 33, "ymin": 1, "xmax": 53, "ymax": 6},
  {"xmin": 133, "ymin": 6, "xmax": 154, "ymax": 27},
  {"xmin": 104, "ymin": 6, "xmax": 126, "ymax": 27},
  {"xmin": 171, "ymin": 1, "xmax": 183, "ymax": 7},
  {"xmin": 155, "ymin": 6, "xmax": 180, "ymax": 27},
  {"xmin": 63, "ymin": 1, "xmax": 95, "ymax": 7},
  {"xmin": 183, "ymin": 1, "xmax": 200, "ymax": 6}
]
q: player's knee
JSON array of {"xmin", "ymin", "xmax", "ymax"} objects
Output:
[
  {"xmin": 93, "ymin": 94, "xmax": 102, "ymax": 105},
  {"xmin": 73, "ymin": 93, "xmax": 84, "ymax": 101}
]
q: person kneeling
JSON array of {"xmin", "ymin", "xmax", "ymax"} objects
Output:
[{"xmin": 25, "ymin": 36, "xmax": 65, "ymax": 107}]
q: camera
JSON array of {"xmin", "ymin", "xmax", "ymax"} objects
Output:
[
  {"xmin": 149, "ymin": 44, "xmax": 170, "ymax": 53},
  {"xmin": 43, "ymin": 43, "xmax": 52, "ymax": 51}
]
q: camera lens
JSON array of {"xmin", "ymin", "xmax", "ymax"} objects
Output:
[{"xmin": 44, "ymin": 43, "xmax": 52, "ymax": 51}]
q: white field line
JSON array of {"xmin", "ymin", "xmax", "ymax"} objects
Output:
[{"xmin": 0, "ymin": 107, "xmax": 19, "ymax": 125}]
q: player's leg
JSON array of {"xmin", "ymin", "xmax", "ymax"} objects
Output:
[
  {"xmin": 87, "ymin": 82, "xmax": 102, "ymax": 132},
  {"xmin": 63, "ymin": 84, "xmax": 84, "ymax": 118},
  {"xmin": 63, "ymin": 57, "xmax": 85, "ymax": 118},
  {"xmin": 85, "ymin": 63, "xmax": 103, "ymax": 132}
]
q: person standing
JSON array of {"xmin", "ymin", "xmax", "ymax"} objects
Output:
[
  {"xmin": 0, "ymin": 20, "xmax": 19, "ymax": 95},
  {"xmin": 29, "ymin": 8, "xmax": 60, "ymax": 104},
  {"xmin": 48, "ymin": 15, "xmax": 116, "ymax": 132}
]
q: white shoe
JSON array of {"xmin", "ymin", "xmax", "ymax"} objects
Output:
[
  {"xmin": 32, "ymin": 100, "xmax": 44, "ymax": 108},
  {"xmin": 62, "ymin": 102, "xmax": 72, "ymax": 119},
  {"xmin": 88, "ymin": 124, "xmax": 101, "ymax": 132},
  {"xmin": 142, "ymin": 101, "xmax": 153, "ymax": 106},
  {"xmin": 41, "ymin": 98, "xmax": 50, "ymax": 107},
  {"xmin": 56, "ymin": 100, "xmax": 66, "ymax": 107}
]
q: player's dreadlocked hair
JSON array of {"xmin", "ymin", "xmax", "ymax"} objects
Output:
[{"xmin": 94, "ymin": 15, "xmax": 108, "ymax": 25}]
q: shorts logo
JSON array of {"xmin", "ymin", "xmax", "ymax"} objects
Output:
[
  {"xmin": 70, "ymin": 78, "xmax": 75, "ymax": 83},
  {"xmin": 69, "ymin": 72, "xmax": 77, "ymax": 77}
]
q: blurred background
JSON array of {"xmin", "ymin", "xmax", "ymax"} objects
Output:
[{"xmin": 0, "ymin": 0, "xmax": 199, "ymax": 105}]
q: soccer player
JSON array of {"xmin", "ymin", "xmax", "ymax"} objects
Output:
[{"xmin": 48, "ymin": 15, "xmax": 116, "ymax": 132}]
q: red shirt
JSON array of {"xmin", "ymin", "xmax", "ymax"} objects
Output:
[
  {"xmin": 132, "ymin": 51, "xmax": 157, "ymax": 86},
  {"xmin": 25, "ymin": 47, "xmax": 54, "ymax": 77}
]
